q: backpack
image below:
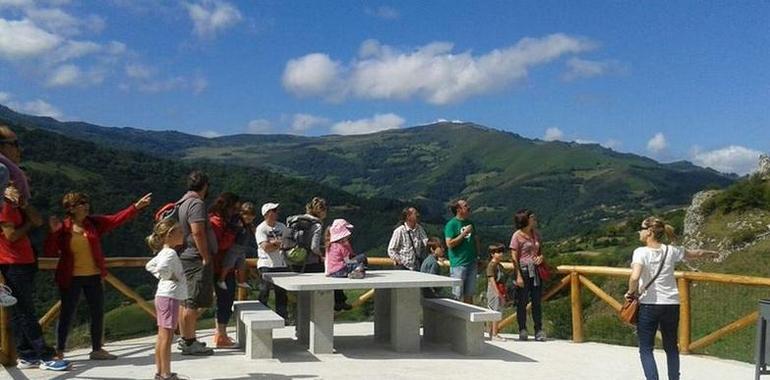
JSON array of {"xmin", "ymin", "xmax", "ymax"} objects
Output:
[
  {"xmin": 281, "ymin": 215, "xmax": 318, "ymax": 266},
  {"xmin": 154, "ymin": 194, "xmax": 195, "ymax": 222}
]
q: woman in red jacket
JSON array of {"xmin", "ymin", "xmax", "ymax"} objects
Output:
[
  {"xmin": 45, "ymin": 192, "xmax": 151, "ymax": 360},
  {"xmin": 208, "ymin": 192, "xmax": 240, "ymax": 348}
]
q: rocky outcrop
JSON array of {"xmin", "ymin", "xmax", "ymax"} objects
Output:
[
  {"xmin": 760, "ymin": 154, "xmax": 770, "ymax": 180},
  {"xmin": 682, "ymin": 190, "xmax": 720, "ymax": 251}
]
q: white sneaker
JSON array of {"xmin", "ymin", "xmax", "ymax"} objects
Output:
[
  {"xmin": 216, "ymin": 281, "xmax": 227, "ymax": 290},
  {"xmin": 0, "ymin": 284, "xmax": 17, "ymax": 307},
  {"xmin": 236, "ymin": 282, "xmax": 251, "ymax": 289}
]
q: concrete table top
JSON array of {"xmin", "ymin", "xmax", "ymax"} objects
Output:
[{"xmin": 263, "ymin": 269, "xmax": 460, "ymax": 291}]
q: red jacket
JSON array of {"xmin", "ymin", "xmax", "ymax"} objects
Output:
[
  {"xmin": 44, "ymin": 204, "xmax": 139, "ymax": 289},
  {"xmin": 209, "ymin": 213, "xmax": 236, "ymax": 276}
]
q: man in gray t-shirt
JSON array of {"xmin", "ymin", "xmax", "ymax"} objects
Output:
[{"xmin": 177, "ymin": 170, "xmax": 215, "ymax": 356}]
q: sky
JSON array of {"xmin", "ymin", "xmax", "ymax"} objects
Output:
[{"xmin": 0, "ymin": 1, "xmax": 768, "ymax": 175}]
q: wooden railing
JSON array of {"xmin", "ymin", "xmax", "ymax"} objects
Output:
[{"xmin": 1, "ymin": 258, "xmax": 766, "ymax": 365}]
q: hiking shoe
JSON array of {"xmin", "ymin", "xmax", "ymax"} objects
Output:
[
  {"xmin": 491, "ymin": 335, "xmax": 507, "ymax": 342},
  {"xmin": 180, "ymin": 340, "xmax": 214, "ymax": 356},
  {"xmin": 0, "ymin": 284, "xmax": 17, "ymax": 307},
  {"xmin": 16, "ymin": 358, "xmax": 39, "ymax": 369},
  {"xmin": 89, "ymin": 349, "xmax": 117, "ymax": 360},
  {"xmin": 39, "ymin": 359, "xmax": 71, "ymax": 371},
  {"xmin": 334, "ymin": 303, "xmax": 353, "ymax": 311},
  {"xmin": 347, "ymin": 269, "xmax": 365, "ymax": 279},
  {"xmin": 535, "ymin": 330, "xmax": 547, "ymax": 342},
  {"xmin": 155, "ymin": 372, "xmax": 179, "ymax": 380},
  {"xmin": 177, "ymin": 338, "xmax": 206, "ymax": 351},
  {"xmin": 236, "ymin": 282, "xmax": 252, "ymax": 289},
  {"xmin": 519, "ymin": 329, "xmax": 528, "ymax": 341},
  {"xmin": 216, "ymin": 280, "xmax": 227, "ymax": 290}
]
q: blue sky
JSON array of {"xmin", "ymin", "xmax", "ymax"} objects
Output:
[{"xmin": 0, "ymin": 1, "xmax": 768, "ymax": 174}]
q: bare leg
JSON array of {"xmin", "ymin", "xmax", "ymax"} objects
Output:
[
  {"xmin": 157, "ymin": 328, "xmax": 173, "ymax": 377},
  {"xmin": 179, "ymin": 306, "xmax": 198, "ymax": 340}
]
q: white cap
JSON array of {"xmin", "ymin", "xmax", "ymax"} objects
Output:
[{"xmin": 261, "ymin": 202, "xmax": 280, "ymax": 216}]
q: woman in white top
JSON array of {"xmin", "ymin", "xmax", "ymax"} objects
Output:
[{"xmin": 625, "ymin": 217, "xmax": 716, "ymax": 380}]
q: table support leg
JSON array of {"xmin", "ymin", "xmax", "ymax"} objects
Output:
[
  {"xmin": 296, "ymin": 291, "xmax": 310, "ymax": 345},
  {"xmin": 390, "ymin": 287, "xmax": 420, "ymax": 352},
  {"xmin": 309, "ymin": 290, "xmax": 334, "ymax": 354},
  {"xmin": 374, "ymin": 289, "xmax": 391, "ymax": 343}
]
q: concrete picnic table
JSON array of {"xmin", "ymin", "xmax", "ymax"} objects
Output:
[{"xmin": 263, "ymin": 269, "xmax": 460, "ymax": 354}]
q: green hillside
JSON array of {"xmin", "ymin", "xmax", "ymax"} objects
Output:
[{"xmin": 1, "ymin": 103, "xmax": 734, "ymax": 240}]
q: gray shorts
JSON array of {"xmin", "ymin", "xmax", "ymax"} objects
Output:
[
  {"xmin": 486, "ymin": 290, "xmax": 502, "ymax": 312},
  {"xmin": 180, "ymin": 256, "xmax": 214, "ymax": 308}
]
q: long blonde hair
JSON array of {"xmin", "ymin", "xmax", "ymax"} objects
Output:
[
  {"xmin": 146, "ymin": 219, "xmax": 179, "ymax": 253},
  {"xmin": 641, "ymin": 216, "xmax": 677, "ymax": 243}
]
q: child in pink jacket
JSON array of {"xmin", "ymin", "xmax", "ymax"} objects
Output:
[{"xmin": 324, "ymin": 219, "xmax": 367, "ymax": 279}]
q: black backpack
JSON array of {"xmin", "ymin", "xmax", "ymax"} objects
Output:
[{"xmin": 281, "ymin": 215, "xmax": 318, "ymax": 266}]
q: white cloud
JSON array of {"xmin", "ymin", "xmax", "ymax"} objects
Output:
[
  {"xmin": 563, "ymin": 58, "xmax": 625, "ymax": 81},
  {"xmin": 283, "ymin": 34, "xmax": 596, "ymax": 104},
  {"xmin": 603, "ymin": 139, "xmax": 622, "ymax": 150},
  {"xmin": 45, "ymin": 63, "xmax": 104, "ymax": 87},
  {"xmin": 11, "ymin": 99, "xmax": 63, "ymax": 118},
  {"xmin": 0, "ymin": 18, "xmax": 62, "ymax": 59},
  {"xmin": 291, "ymin": 113, "xmax": 329, "ymax": 134},
  {"xmin": 0, "ymin": 91, "xmax": 10, "ymax": 103},
  {"xmin": 647, "ymin": 132, "xmax": 667, "ymax": 154},
  {"xmin": 331, "ymin": 113, "xmax": 405, "ymax": 135},
  {"xmin": 49, "ymin": 40, "xmax": 102, "ymax": 62},
  {"xmin": 245, "ymin": 119, "xmax": 271, "ymax": 134},
  {"xmin": 282, "ymin": 53, "xmax": 341, "ymax": 98},
  {"xmin": 691, "ymin": 145, "xmax": 763, "ymax": 175},
  {"xmin": 199, "ymin": 130, "xmax": 221, "ymax": 138},
  {"xmin": 573, "ymin": 138, "xmax": 597, "ymax": 145},
  {"xmin": 130, "ymin": 73, "xmax": 208, "ymax": 94},
  {"xmin": 125, "ymin": 63, "xmax": 155, "ymax": 79},
  {"xmin": 365, "ymin": 6, "xmax": 399, "ymax": 20},
  {"xmin": 185, "ymin": 0, "xmax": 242, "ymax": 38},
  {"xmin": 544, "ymin": 127, "xmax": 564, "ymax": 141}
]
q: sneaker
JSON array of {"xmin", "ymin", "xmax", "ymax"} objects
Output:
[
  {"xmin": 16, "ymin": 358, "xmax": 39, "ymax": 369},
  {"xmin": 39, "ymin": 359, "xmax": 71, "ymax": 371},
  {"xmin": 177, "ymin": 338, "xmax": 206, "ymax": 351},
  {"xmin": 519, "ymin": 329, "xmax": 528, "ymax": 341},
  {"xmin": 216, "ymin": 281, "xmax": 227, "ymax": 290},
  {"xmin": 535, "ymin": 330, "xmax": 547, "ymax": 342},
  {"xmin": 347, "ymin": 269, "xmax": 365, "ymax": 279},
  {"xmin": 214, "ymin": 333, "xmax": 237, "ymax": 348},
  {"xmin": 180, "ymin": 340, "xmax": 214, "ymax": 356},
  {"xmin": 89, "ymin": 349, "xmax": 117, "ymax": 360},
  {"xmin": 0, "ymin": 284, "xmax": 17, "ymax": 307},
  {"xmin": 491, "ymin": 335, "xmax": 507, "ymax": 342},
  {"xmin": 236, "ymin": 282, "xmax": 252, "ymax": 289},
  {"xmin": 155, "ymin": 372, "xmax": 179, "ymax": 380}
]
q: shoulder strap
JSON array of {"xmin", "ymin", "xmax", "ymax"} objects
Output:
[
  {"xmin": 641, "ymin": 245, "xmax": 669, "ymax": 293},
  {"xmin": 406, "ymin": 227, "xmax": 419, "ymax": 257}
]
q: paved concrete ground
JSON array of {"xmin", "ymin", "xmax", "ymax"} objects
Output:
[{"xmin": 0, "ymin": 322, "xmax": 754, "ymax": 380}]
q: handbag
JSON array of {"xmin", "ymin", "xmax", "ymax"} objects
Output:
[
  {"xmin": 536, "ymin": 260, "xmax": 552, "ymax": 281},
  {"xmin": 619, "ymin": 245, "xmax": 668, "ymax": 325}
]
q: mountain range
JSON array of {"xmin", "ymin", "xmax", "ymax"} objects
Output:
[{"xmin": 0, "ymin": 104, "xmax": 734, "ymax": 239}]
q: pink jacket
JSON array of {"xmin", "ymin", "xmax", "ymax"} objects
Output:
[{"xmin": 325, "ymin": 240, "xmax": 354, "ymax": 275}]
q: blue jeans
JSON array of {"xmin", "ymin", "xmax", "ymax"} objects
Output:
[
  {"xmin": 637, "ymin": 304, "xmax": 680, "ymax": 380},
  {"xmin": 450, "ymin": 263, "xmax": 477, "ymax": 300}
]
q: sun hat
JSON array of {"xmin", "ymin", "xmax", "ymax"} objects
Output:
[
  {"xmin": 261, "ymin": 202, "xmax": 280, "ymax": 216},
  {"xmin": 329, "ymin": 218, "xmax": 354, "ymax": 243}
]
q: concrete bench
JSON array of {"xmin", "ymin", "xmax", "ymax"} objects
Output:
[
  {"xmin": 232, "ymin": 300, "xmax": 285, "ymax": 359},
  {"xmin": 422, "ymin": 297, "xmax": 501, "ymax": 355}
]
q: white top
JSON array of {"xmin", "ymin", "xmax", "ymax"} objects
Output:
[
  {"xmin": 631, "ymin": 244, "xmax": 684, "ymax": 305},
  {"xmin": 262, "ymin": 269, "xmax": 460, "ymax": 291},
  {"xmin": 145, "ymin": 247, "xmax": 188, "ymax": 300},
  {"xmin": 256, "ymin": 221, "xmax": 287, "ymax": 269}
]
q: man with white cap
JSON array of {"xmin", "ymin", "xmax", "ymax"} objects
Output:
[{"xmin": 255, "ymin": 202, "xmax": 288, "ymax": 318}]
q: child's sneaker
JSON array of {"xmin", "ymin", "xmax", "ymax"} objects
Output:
[
  {"xmin": 347, "ymin": 269, "xmax": 365, "ymax": 279},
  {"xmin": 216, "ymin": 281, "xmax": 227, "ymax": 290},
  {"xmin": 491, "ymin": 334, "xmax": 507, "ymax": 342},
  {"xmin": 236, "ymin": 282, "xmax": 251, "ymax": 289},
  {"xmin": 39, "ymin": 359, "xmax": 71, "ymax": 371},
  {"xmin": 0, "ymin": 284, "xmax": 18, "ymax": 307},
  {"xmin": 16, "ymin": 358, "xmax": 39, "ymax": 369}
]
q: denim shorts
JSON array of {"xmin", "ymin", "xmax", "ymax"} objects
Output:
[{"xmin": 450, "ymin": 263, "xmax": 477, "ymax": 299}]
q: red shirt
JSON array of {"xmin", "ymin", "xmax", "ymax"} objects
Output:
[{"xmin": 0, "ymin": 202, "xmax": 35, "ymax": 264}]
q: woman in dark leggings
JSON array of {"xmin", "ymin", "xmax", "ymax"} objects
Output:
[
  {"xmin": 45, "ymin": 191, "xmax": 151, "ymax": 360},
  {"xmin": 208, "ymin": 192, "xmax": 240, "ymax": 348},
  {"xmin": 510, "ymin": 209, "xmax": 545, "ymax": 342}
]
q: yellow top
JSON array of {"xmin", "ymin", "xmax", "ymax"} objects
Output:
[{"xmin": 70, "ymin": 231, "xmax": 100, "ymax": 276}]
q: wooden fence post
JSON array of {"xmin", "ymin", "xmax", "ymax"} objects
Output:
[
  {"xmin": 570, "ymin": 271, "xmax": 584, "ymax": 343},
  {"xmin": 678, "ymin": 278, "xmax": 691, "ymax": 354}
]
